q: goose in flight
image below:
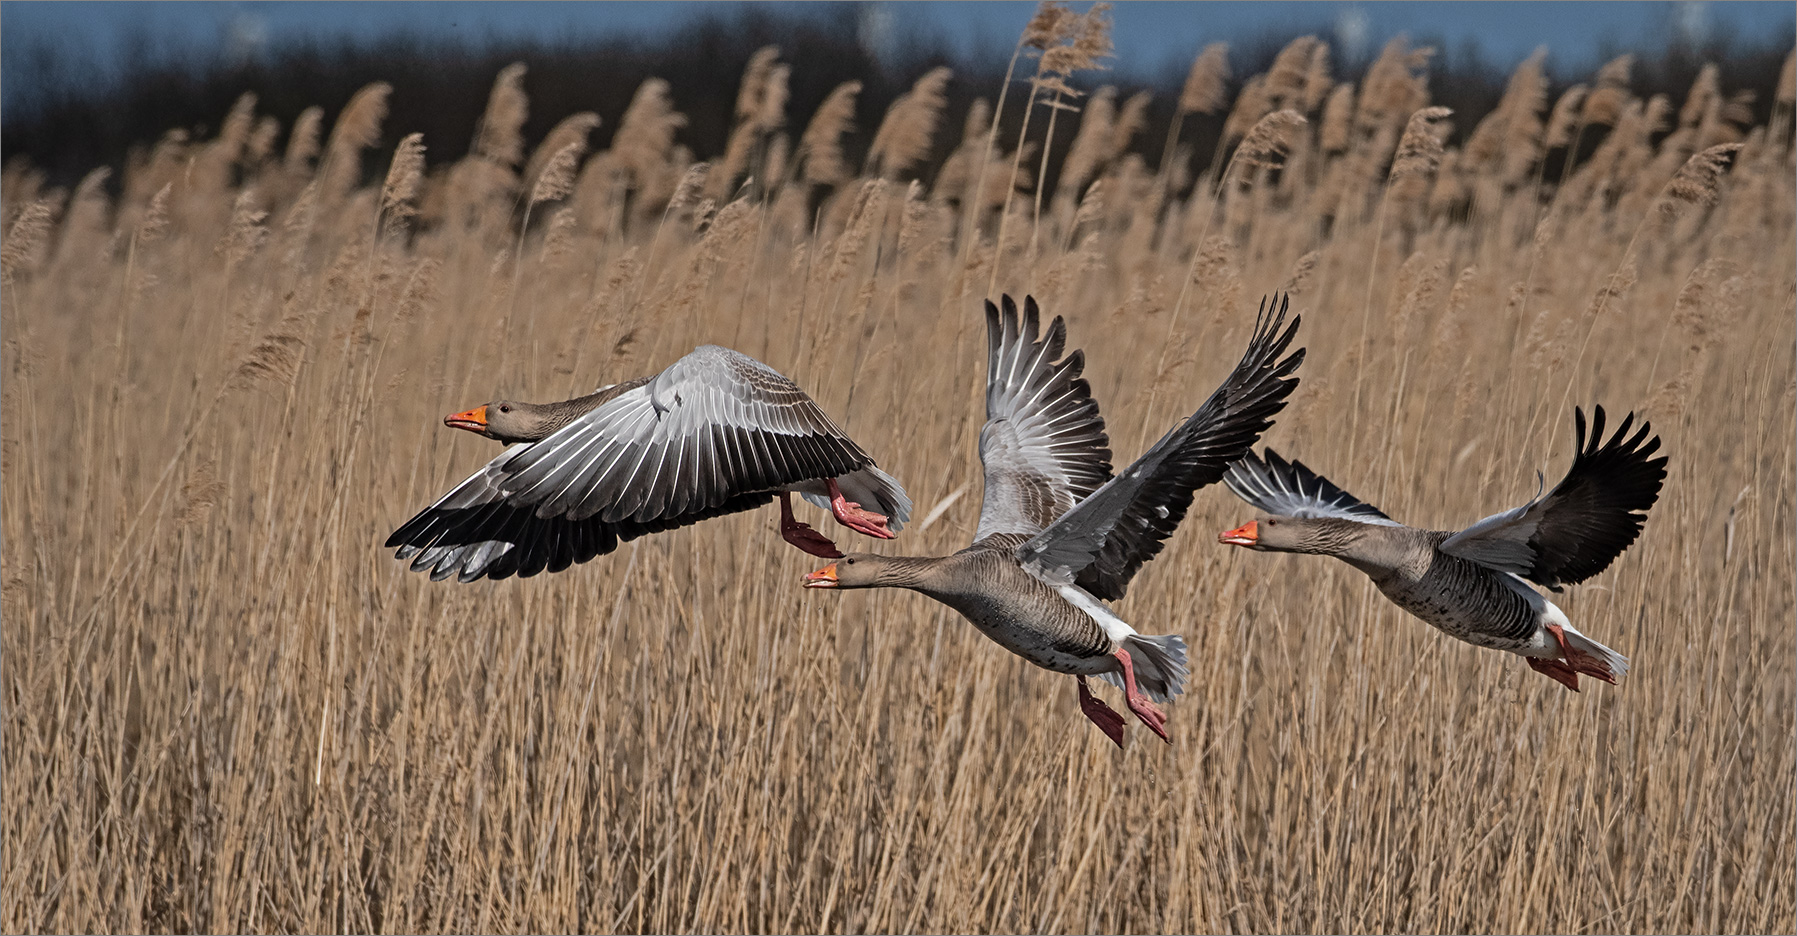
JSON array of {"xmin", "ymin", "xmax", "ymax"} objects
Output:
[
  {"xmin": 1218, "ymin": 406, "xmax": 1666, "ymax": 690},
  {"xmin": 387, "ymin": 345, "xmax": 910, "ymax": 582},
  {"xmin": 803, "ymin": 295, "xmax": 1303, "ymax": 747}
]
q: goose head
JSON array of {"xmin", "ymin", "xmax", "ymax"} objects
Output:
[
  {"xmin": 445, "ymin": 401, "xmax": 558, "ymax": 444},
  {"xmin": 1219, "ymin": 516, "xmax": 1370, "ymax": 556}
]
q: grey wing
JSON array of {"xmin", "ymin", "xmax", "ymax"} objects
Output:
[
  {"xmin": 975, "ymin": 295, "xmax": 1114, "ymax": 540},
  {"xmin": 1016, "ymin": 294, "xmax": 1306, "ymax": 600},
  {"xmin": 496, "ymin": 345, "xmax": 876, "ymax": 524},
  {"xmin": 384, "ymin": 444, "xmax": 776, "ymax": 582},
  {"xmin": 1439, "ymin": 405, "xmax": 1666, "ymax": 588},
  {"xmin": 1223, "ymin": 448, "xmax": 1403, "ymax": 526}
]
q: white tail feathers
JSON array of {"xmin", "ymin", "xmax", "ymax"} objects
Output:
[
  {"xmin": 1098, "ymin": 634, "xmax": 1190, "ymax": 703},
  {"xmin": 1560, "ymin": 621, "xmax": 1630, "ymax": 680}
]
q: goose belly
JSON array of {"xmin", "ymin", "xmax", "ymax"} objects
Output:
[
  {"xmin": 937, "ymin": 591, "xmax": 1118, "ymax": 676},
  {"xmin": 1372, "ymin": 555, "xmax": 1545, "ymax": 654}
]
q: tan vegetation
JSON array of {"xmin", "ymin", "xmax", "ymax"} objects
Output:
[{"xmin": 3, "ymin": 18, "xmax": 1793, "ymax": 934}]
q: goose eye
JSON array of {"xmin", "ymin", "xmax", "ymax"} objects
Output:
[
  {"xmin": 499, "ymin": 404, "xmax": 511, "ymax": 413},
  {"xmin": 845, "ymin": 558, "xmax": 856, "ymax": 565}
]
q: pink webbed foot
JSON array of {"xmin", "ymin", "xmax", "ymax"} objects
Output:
[
  {"xmin": 1078, "ymin": 677, "xmax": 1127, "ymax": 749},
  {"xmin": 1548, "ymin": 623, "xmax": 1617, "ymax": 685},
  {"xmin": 779, "ymin": 492, "xmax": 844, "ymax": 558},
  {"xmin": 827, "ymin": 478, "xmax": 895, "ymax": 540},
  {"xmin": 1112, "ymin": 647, "xmax": 1171, "ymax": 743},
  {"xmin": 1526, "ymin": 655, "xmax": 1582, "ymax": 691}
]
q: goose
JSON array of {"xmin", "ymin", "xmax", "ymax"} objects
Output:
[
  {"xmin": 1217, "ymin": 406, "xmax": 1667, "ymax": 690},
  {"xmin": 803, "ymin": 294, "xmax": 1303, "ymax": 747},
  {"xmin": 386, "ymin": 345, "xmax": 911, "ymax": 582}
]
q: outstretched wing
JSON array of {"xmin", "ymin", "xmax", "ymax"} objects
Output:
[
  {"xmin": 1438, "ymin": 405, "xmax": 1667, "ymax": 587},
  {"xmin": 1223, "ymin": 448, "xmax": 1402, "ymax": 526},
  {"xmin": 387, "ymin": 345, "xmax": 899, "ymax": 582},
  {"xmin": 496, "ymin": 345, "xmax": 873, "ymax": 523},
  {"xmin": 1015, "ymin": 294, "xmax": 1305, "ymax": 600},
  {"xmin": 384, "ymin": 448, "xmax": 775, "ymax": 582},
  {"xmin": 974, "ymin": 295, "xmax": 1114, "ymax": 539}
]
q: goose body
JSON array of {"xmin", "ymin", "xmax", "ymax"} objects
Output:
[
  {"xmin": 387, "ymin": 345, "xmax": 911, "ymax": 582},
  {"xmin": 805, "ymin": 294, "xmax": 1304, "ymax": 747},
  {"xmin": 1219, "ymin": 407, "xmax": 1667, "ymax": 690}
]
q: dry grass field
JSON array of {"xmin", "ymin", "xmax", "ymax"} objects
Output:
[{"xmin": 4, "ymin": 14, "xmax": 1794, "ymax": 933}]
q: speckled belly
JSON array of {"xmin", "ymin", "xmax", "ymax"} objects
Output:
[
  {"xmin": 1371, "ymin": 555, "xmax": 1543, "ymax": 653},
  {"xmin": 941, "ymin": 593, "xmax": 1117, "ymax": 676}
]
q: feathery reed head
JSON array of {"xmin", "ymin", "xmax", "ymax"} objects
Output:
[
  {"xmin": 530, "ymin": 141, "xmax": 585, "ymax": 206},
  {"xmin": 1390, "ymin": 106, "xmax": 1453, "ymax": 180},
  {"xmin": 380, "ymin": 132, "xmax": 427, "ymax": 220},
  {"xmin": 1039, "ymin": 2, "xmax": 1112, "ymax": 75},
  {"xmin": 1179, "ymin": 42, "xmax": 1231, "ymax": 116},
  {"xmin": 1232, "ymin": 109, "xmax": 1307, "ymax": 172},
  {"xmin": 800, "ymin": 81, "xmax": 861, "ymax": 186},
  {"xmin": 867, "ymin": 68, "xmax": 952, "ymax": 178},
  {"xmin": 1656, "ymin": 143, "xmax": 1743, "ymax": 221},
  {"xmin": 1022, "ymin": 1, "xmax": 1077, "ymax": 50},
  {"xmin": 284, "ymin": 106, "xmax": 325, "ymax": 173},
  {"xmin": 474, "ymin": 63, "xmax": 529, "ymax": 168}
]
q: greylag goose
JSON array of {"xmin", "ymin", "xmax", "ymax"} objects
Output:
[
  {"xmin": 803, "ymin": 295, "xmax": 1304, "ymax": 747},
  {"xmin": 1218, "ymin": 406, "xmax": 1667, "ymax": 690},
  {"xmin": 386, "ymin": 345, "xmax": 911, "ymax": 582}
]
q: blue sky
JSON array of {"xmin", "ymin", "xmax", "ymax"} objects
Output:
[{"xmin": 3, "ymin": 1, "xmax": 1791, "ymax": 113}]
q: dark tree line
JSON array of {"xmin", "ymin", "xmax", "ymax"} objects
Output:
[{"xmin": 3, "ymin": 2, "xmax": 1789, "ymax": 193}]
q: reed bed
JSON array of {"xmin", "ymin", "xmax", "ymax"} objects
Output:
[{"xmin": 3, "ymin": 18, "xmax": 1793, "ymax": 933}]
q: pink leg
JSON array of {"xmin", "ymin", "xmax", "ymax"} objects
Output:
[
  {"xmin": 1112, "ymin": 647, "xmax": 1170, "ymax": 743},
  {"xmin": 826, "ymin": 478, "xmax": 895, "ymax": 540},
  {"xmin": 1077, "ymin": 677, "xmax": 1127, "ymax": 749},
  {"xmin": 779, "ymin": 492, "xmax": 844, "ymax": 558},
  {"xmin": 1548, "ymin": 623, "xmax": 1617, "ymax": 685}
]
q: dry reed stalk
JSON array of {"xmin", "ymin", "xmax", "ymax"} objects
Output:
[
  {"xmin": 1389, "ymin": 106, "xmax": 1453, "ymax": 181},
  {"xmin": 1056, "ymin": 87, "xmax": 1118, "ymax": 204},
  {"xmin": 1544, "ymin": 84, "xmax": 1588, "ymax": 149},
  {"xmin": 1300, "ymin": 41, "xmax": 1335, "ymax": 112},
  {"xmin": 320, "ymin": 82, "xmax": 392, "ymax": 202},
  {"xmin": 524, "ymin": 112, "xmax": 600, "ymax": 196},
  {"xmin": 0, "ymin": 199, "xmax": 56, "ymax": 286},
  {"xmin": 1158, "ymin": 42, "xmax": 1230, "ymax": 203},
  {"xmin": 987, "ymin": 1, "xmax": 1110, "ymax": 300},
  {"xmin": 1264, "ymin": 36, "xmax": 1320, "ymax": 111},
  {"xmin": 866, "ymin": 67, "xmax": 953, "ymax": 179},
  {"xmin": 1178, "ymin": 42, "xmax": 1230, "ymax": 116},
  {"xmin": 473, "ymin": 63, "xmax": 529, "ymax": 168},
  {"xmin": 530, "ymin": 142, "xmax": 585, "ymax": 207},
  {"xmin": 284, "ymin": 106, "xmax": 325, "ymax": 176},
  {"xmin": 1318, "ymin": 83, "xmax": 1355, "ymax": 154},
  {"xmin": 379, "ymin": 132, "xmax": 427, "ymax": 227},
  {"xmin": 798, "ymin": 81, "xmax": 861, "ymax": 188}
]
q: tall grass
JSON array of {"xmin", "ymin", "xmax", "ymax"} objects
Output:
[{"xmin": 3, "ymin": 26, "xmax": 1793, "ymax": 934}]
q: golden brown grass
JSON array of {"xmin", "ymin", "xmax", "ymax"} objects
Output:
[{"xmin": 3, "ymin": 18, "xmax": 1793, "ymax": 933}]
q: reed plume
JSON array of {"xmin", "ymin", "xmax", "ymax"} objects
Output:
[
  {"xmin": 866, "ymin": 67, "xmax": 953, "ymax": 178},
  {"xmin": 473, "ymin": 63, "xmax": 529, "ymax": 168},
  {"xmin": 799, "ymin": 81, "xmax": 861, "ymax": 187}
]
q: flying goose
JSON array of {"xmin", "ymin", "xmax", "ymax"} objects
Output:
[
  {"xmin": 803, "ymin": 295, "xmax": 1303, "ymax": 747},
  {"xmin": 1218, "ymin": 406, "xmax": 1667, "ymax": 690},
  {"xmin": 386, "ymin": 345, "xmax": 911, "ymax": 582}
]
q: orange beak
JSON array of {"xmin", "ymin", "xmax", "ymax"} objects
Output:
[
  {"xmin": 1218, "ymin": 520, "xmax": 1259, "ymax": 547},
  {"xmin": 803, "ymin": 563, "xmax": 839, "ymax": 588},
  {"xmin": 444, "ymin": 404, "xmax": 488, "ymax": 434}
]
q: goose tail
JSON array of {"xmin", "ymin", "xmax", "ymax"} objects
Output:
[{"xmin": 1557, "ymin": 621, "xmax": 1629, "ymax": 683}]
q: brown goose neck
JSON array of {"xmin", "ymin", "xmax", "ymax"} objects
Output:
[{"xmin": 868, "ymin": 554, "xmax": 953, "ymax": 591}]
